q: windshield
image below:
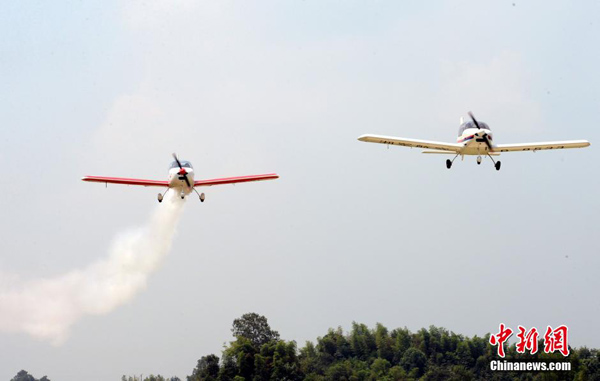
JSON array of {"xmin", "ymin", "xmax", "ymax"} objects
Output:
[
  {"xmin": 458, "ymin": 121, "xmax": 491, "ymax": 136},
  {"xmin": 170, "ymin": 160, "xmax": 193, "ymax": 169}
]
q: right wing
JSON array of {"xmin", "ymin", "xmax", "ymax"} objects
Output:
[
  {"xmin": 358, "ymin": 134, "xmax": 463, "ymax": 153},
  {"xmin": 82, "ymin": 176, "xmax": 169, "ymax": 187},
  {"xmin": 493, "ymin": 140, "xmax": 590, "ymax": 153},
  {"xmin": 194, "ymin": 173, "xmax": 279, "ymax": 187}
]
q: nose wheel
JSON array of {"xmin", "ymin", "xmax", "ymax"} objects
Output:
[{"xmin": 477, "ymin": 156, "xmax": 482, "ymax": 165}]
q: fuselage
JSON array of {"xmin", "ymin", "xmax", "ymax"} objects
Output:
[
  {"xmin": 456, "ymin": 121, "xmax": 494, "ymax": 155},
  {"xmin": 168, "ymin": 160, "xmax": 195, "ymax": 195}
]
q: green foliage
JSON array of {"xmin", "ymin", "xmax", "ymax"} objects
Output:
[
  {"xmin": 188, "ymin": 354, "xmax": 220, "ymax": 381},
  {"xmin": 231, "ymin": 313, "xmax": 280, "ymax": 348},
  {"xmin": 10, "ymin": 370, "xmax": 50, "ymax": 381},
  {"xmin": 187, "ymin": 313, "xmax": 599, "ymax": 381},
  {"xmin": 121, "ymin": 375, "xmax": 180, "ymax": 381},
  {"xmin": 400, "ymin": 347, "xmax": 427, "ymax": 377}
]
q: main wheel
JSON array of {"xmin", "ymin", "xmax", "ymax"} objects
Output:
[
  {"xmin": 495, "ymin": 161, "xmax": 501, "ymax": 171},
  {"xmin": 200, "ymin": 193, "xmax": 205, "ymax": 202},
  {"xmin": 446, "ymin": 159, "xmax": 452, "ymax": 169},
  {"xmin": 477, "ymin": 156, "xmax": 482, "ymax": 165},
  {"xmin": 157, "ymin": 193, "xmax": 163, "ymax": 203}
]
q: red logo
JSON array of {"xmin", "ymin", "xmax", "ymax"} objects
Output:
[
  {"xmin": 544, "ymin": 325, "xmax": 569, "ymax": 356},
  {"xmin": 490, "ymin": 324, "xmax": 570, "ymax": 357},
  {"xmin": 516, "ymin": 326, "xmax": 539, "ymax": 355},
  {"xmin": 489, "ymin": 323, "xmax": 513, "ymax": 358}
]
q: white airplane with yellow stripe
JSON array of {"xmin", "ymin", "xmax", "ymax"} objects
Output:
[{"xmin": 358, "ymin": 112, "xmax": 590, "ymax": 170}]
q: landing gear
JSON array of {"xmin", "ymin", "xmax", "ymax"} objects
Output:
[
  {"xmin": 193, "ymin": 188, "xmax": 205, "ymax": 202},
  {"xmin": 477, "ymin": 156, "xmax": 482, "ymax": 165},
  {"xmin": 446, "ymin": 154, "xmax": 460, "ymax": 169},
  {"xmin": 157, "ymin": 188, "xmax": 170, "ymax": 203},
  {"xmin": 486, "ymin": 153, "xmax": 501, "ymax": 171}
]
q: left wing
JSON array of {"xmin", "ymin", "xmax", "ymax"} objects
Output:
[
  {"xmin": 81, "ymin": 176, "xmax": 169, "ymax": 187},
  {"xmin": 358, "ymin": 134, "xmax": 463, "ymax": 153},
  {"xmin": 194, "ymin": 173, "xmax": 279, "ymax": 187},
  {"xmin": 493, "ymin": 140, "xmax": 590, "ymax": 153}
]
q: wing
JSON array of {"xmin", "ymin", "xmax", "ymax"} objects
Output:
[
  {"xmin": 194, "ymin": 173, "xmax": 279, "ymax": 187},
  {"xmin": 358, "ymin": 134, "xmax": 463, "ymax": 153},
  {"xmin": 81, "ymin": 176, "xmax": 169, "ymax": 187},
  {"xmin": 493, "ymin": 140, "xmax": 590, "ymax": 153}
]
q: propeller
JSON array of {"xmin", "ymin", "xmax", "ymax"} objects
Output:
[
  {"xmin": 172, "ymin": 153, "xmax": 191, "ymax": 187},
  {"xmin": 468, "ymin": 112, "xmax": 493, "ymax": 151},
  {"xmin": 468, "ymin": 111, "xmax": 482, "ymax": 130}
]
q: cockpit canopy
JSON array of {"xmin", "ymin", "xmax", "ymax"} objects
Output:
[
  {"xmin": 458, "ymin": 121, "xmax": 491, "ymax": 136},
  {"xmin": 170, "ymin": 160, "xmax": 193, "ymax": 169}
]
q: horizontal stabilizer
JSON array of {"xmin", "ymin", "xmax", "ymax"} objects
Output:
[{"xmin": 422, "ymin": 150, "xmax": 458, "ymax": 155}]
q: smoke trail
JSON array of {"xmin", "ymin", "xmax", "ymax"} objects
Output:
[{"xmin": 0, "ymin": 194, "xmax": 185, "ymax": 345}]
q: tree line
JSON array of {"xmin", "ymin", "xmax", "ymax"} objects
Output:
[
  {"xmin": 186, "ymin": 313, "xmax": 600, "ymax": 381},
  {"xmin": 11, "ymin": 312, "xmax": 600, "ymax": 380}
]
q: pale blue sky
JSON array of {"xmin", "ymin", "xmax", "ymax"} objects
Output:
[{"xmin": 0, "ymin": 1, "xmax": 599, "ymax": 379}]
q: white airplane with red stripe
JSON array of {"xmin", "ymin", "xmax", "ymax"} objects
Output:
[
  {"xmin": 358, "ymin": 112, "xmax": 590, "ymax": 170},
  {"xmin": 82, "ymin": 154, "xmax": 279, "ymax": 203}
]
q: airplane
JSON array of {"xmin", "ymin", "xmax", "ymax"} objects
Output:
[
  {"xmin": 82, "ymin": 154, "xmax": 279, "ymax": 202},
  {"xmin": 358, "ymin": 112, "xmax": 590, "ymax": 170}
]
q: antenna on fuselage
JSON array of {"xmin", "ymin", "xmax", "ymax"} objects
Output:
[{"xmin": 459, "ymin": 116, "xmax": 464, "ymax": 125}]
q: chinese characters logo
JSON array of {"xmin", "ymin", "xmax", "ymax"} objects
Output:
[{"xmin": 489, "ymin": 324, "xmax": 569, "ymax": 358}]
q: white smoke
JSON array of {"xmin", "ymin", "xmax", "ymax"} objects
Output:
[{"xmin": 0, "ymin": 194, "xmax": 185, "ymax": 345}]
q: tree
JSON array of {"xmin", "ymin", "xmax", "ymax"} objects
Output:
[
  {"xmin": 188, "ymin": 354, "xmax": 220, "ymax": 381},
  {"xmin": 349, "ymin": 322, "xmax": 377, "ymax": 360},
  {"xmin": 11, "ymin": 371, "xmax": 36, "ymax": 381},
  {"xmin": 221, "ymin": 336, "xmax": 256, "ymax": 379},
  {"xmin": 375, "ymin": 323, "xmax": 394, "ymax": 362},
  {"xmin": 11, "ymin": 370, "xmax": 50, "ymax": 381},
  {"xmin": 231, "ymin": 313, "xmax": 280, "ymax": 348},
  {"xmin": 370, "ymin": 358, "xmax": 391, "ymax": 379},
  {"xmin": 271, "ymin": 340, "xmax": 300, "ymax": 380},
  {"xmin": 400, "ymin": 347, "xmax": 427, "ymax": 377}
]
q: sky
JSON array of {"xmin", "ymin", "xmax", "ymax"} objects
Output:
[{"xmin": 0, "ymin": 0, "xmax": 599, "ymax": 379}]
